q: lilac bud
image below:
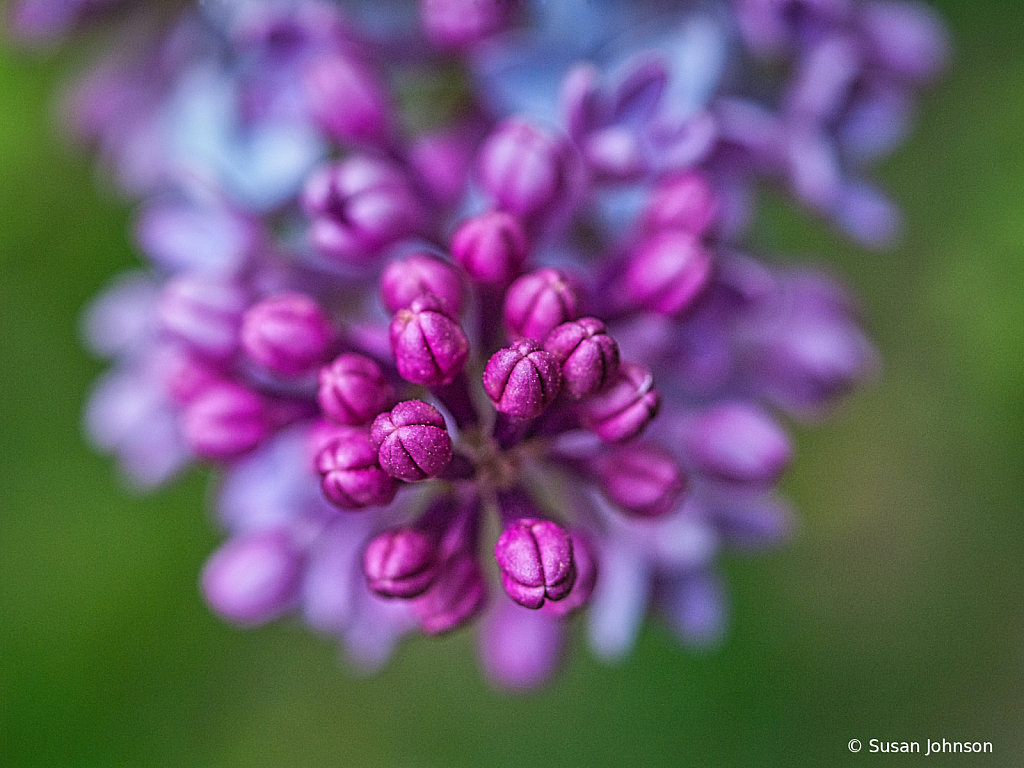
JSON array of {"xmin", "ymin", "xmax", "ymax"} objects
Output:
[
  {"xmin": 624, "ymin": 231, "xmax": 713, "ymax": 316},
  {"xmin": 483, "ymin": 339, "xmax": 562, "ymax": 419},
  {"xmin": 420, "ymin": 0, "xmax": 515, "ymax": 50},
  {"xmin": 595, "ymin": 442, "xmax": 685, "ymax": 518},
  {"xmin": 581, "ymin": 361, "xmax": 660, "ymax": 443},
  {"xmin": 641, "ymin": 172, "xmax": 719, "ymax": 236},
  {"xmin": 363, "ymin": 528, "xmax": 438, "ymax": 598},
  {"xmin": 451, "ymin": 211, "xmax": 528, "ymax": 286},
  {"xmin": 317, "ymin": 353, "xmax": 394, "ymax": 426},
  {"xmin": 201, "ymin": 531, "xmax": 301, "ymax": 626},
  {"xmin": 380, "ymin": 252, "xmax": 464, "ymax": 316},
  {"xmin": 370, "ymin": 401, "xmax": 453, "ymax": 481},
  {"xmin": 389, "ymin": 294, "xmax": 470, "ymax": 385},
  {"xmin": 304, "ymin": 52, "xmax": 390, "ymax": 145},
  {"xmin": 414, "ymin": 554, "xmax": 487, "ymax": 635},
  {"xmin": 240, "ymin": 293, "xmax": 338, "ymax": 378},
  {"xmin": 496, "ymin": 518, "xmax": 576, "ymax": 610},
  {"xmin": 315, "ymin": 430, "xmax": 399, "ymax": 509},
  {"xmin": 157, "ymin": 273, "xmax": 246, "ymax": 360},
  {"xmin": 478, "ymin": 118, "xmax": 576, "ymax": 223},
  {"xmin": 503, "ymin": 267, "xmax": 579, "ymax": 343},
  {"xmin": 543, "ymin": 317, "xmax": 620, "ymax": 400},
  {"xmin": 181, "ymin": 381, "xmax": 271, "ymax": 461},
  {"xmin": 541, "ymin": 531, "xmax": 598, "ymax": 617},
  {"xmin": 682, "ymin": 402, "xmax": 792, "ymax": 485},
  {"xmin": 302, "ymin": 157, "xmax": 424, "ymax": 263}
]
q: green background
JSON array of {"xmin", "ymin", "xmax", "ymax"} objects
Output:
[{"xmin": 2, "ymin": 2, "xmax": 1022, "ymax": 765}]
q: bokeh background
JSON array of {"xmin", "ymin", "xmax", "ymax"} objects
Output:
[{"xmin": 2, "ymin": 1, "xmax": 1022, "ymax": 765}]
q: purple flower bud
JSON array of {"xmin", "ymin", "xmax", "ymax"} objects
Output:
[
  {"xmin": 389, "ymin": 294, "xmax": 470, "ymax": 385},
  {"xmin": 414, "ymin": 553, "xmax": 487, "ymax": 635},
  {"xmin": 200, "ymin": 531, "xmax": 301, "ymax": 626},
  {"xmin": 240, "ymin": 292, "xmax": 338, "ymax": 378},
  {"xmin": 478, "ymin": 118, "xmax": 577, "ymax": 223},
  {"xmin": 157, "ymin": 273, "xmax": 247, "ymax": 360},
  {"xmin": 541, "ymin": 531, "xmax": 598, "ymax": 617},
  {"xmin": 624, "ymin": 231, "xmax": 713, "ymax": 316},
  {"xmin": 303, "ymin": 52, "xmax": 390, "ymax": 145},
  {"xmin": 451, "ymin": 210, "xmax": 528, "ymax": 286},
  {"xmin": 370, "ymin": 401, "xmax": 453, "ymax": 481},
  {"xmin": 543, "ymin": 317, "xmax": 620, "ymax": 400},
  {"xmin": 363, "ymin": 527, "xmax": 438, "ymax": 598},
  {"xmin": 503, "ymin": 267, "xmax": 579, "ymax": 343},
  {"xmin": 419, "ymin": 0, "xmax": 515, "ymax": 50},
  {"xmin": 483, "ymin": 339, "xmax": 562, "ymax": 419},
  {"xmin": 581, "ymin": 361, "xmax": 660, "ymax": 443},
  {"xmin": 495, "ymin": 498, "xmax": 576, "ymax": 609},
  {"xmin": 641, "ymin": 171, "xmax": 719, "ymax": 236},
  {"xmin": 682, "ymin": 402, "xmax": 792, "ymax": 485},
  {"xmin": 302, "ymin": 157, "xmax": 424, "ymax": 263},
  {"xmin": 315, "ymin": 430, "xmax": 399, "ymax": 509},
  {"xmin": 380, "ymin": 252, "xmax": 464, "ymax": 316},
  {"xmin": 317, "ymin": 353, "xmax": 394, "ymax": 426},
  {"xmin": 595, "ymin": 442, "xmax": 685, "ymax": 518},
  {"xmin": 181, "ymin": 381, "xmax": 272, "ymax": 461}
]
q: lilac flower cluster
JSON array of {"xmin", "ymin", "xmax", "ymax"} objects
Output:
[{"xmin": 11, "ymin": 0, "xmax": 946, "ymax": 687}]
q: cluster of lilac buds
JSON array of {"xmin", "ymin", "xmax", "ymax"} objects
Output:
[{"xmin": 10, "ymin": 0, "xmax": 946, "ymax": 688}]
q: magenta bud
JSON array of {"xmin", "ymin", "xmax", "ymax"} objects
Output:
[
  {"xmin": 363, "ymin": 528, "xmax": 438, "ymax": 598},
  {"xmin": 543, "ymin": 317, "xmax": 620, "ymax": 400},
  {"xmin": 380, "ymin": 252, "xmax": 464, "ymax": 316},
  {"xmin": 201, "ymin": 531, "xmax": 301, "ymax": 626},
  {"xmin": 304, "ymin": 52, "xmax": 390, "ymax": 145},
  {"xmin": 240, "ymin": 292, "xmax": 337, "ymax": 377},
  {"xmin": 181, "ymin": 381, "xmax": 271, "ymax": 461},
  {"xmin": 495, "ymin": 517, "xmax": 576, "ymax": 610},
  {"xmin": 157, "ymin": 273, "xmax": 246, "ymax": 359},
  {"xmin": 483, "ymin": 339, "xmax": 562, "ymax": 419},
  {"xmin": 370, "ymin": 401, "xmax": 453, "ymax": 481},
  {"xmin": 683, "ymin": 402, "xmax": 792, "ymax": 485},
  {"xmin": 503, "ymin": 267, "xmax": 579, "ymax": 343},
  {"xmin": 414, "ymin": 553, "xmax": 488, "ymax": 635},
  {"xmin": 624, "ymin": 231, "xmax": 713, "ymax": 316},
  {"xmin": 302, "ymin": 156, "xmax": 424, "ymax": 263},
  {"xmin": 451, "ymin": 210, "xmax": 528, "ymax": 286},
  {"xmin": 595, "ymin": 441, "xmax": 685, "ymax": 517},
  {"xmin": 315, "ymin": 430, "xmax": 399, "ymax": 509},
  {"xmin": 389, "ymin": 294, "xmax": 470, "ymax": 385},
  {"xmin": 317, "ymin": 353, "xmax": 394, "ymax": 426},
  {"xmin": 419, "ymin": 0, "xmax": 515, "ymax": 49},
  {"xmin": 541, "ymin": 531, "xmax": 598, "ymax": 617},
  {"xmin": 641, "ymin": 171, "xmax": 719, "ymax": 236},
  {"xmin": 581, "ymin": 361, "xmax": 661, "ymax": 443},
  {"xmin": 478, "ymin": 118, "xmax": 576, "ymax": 223}
]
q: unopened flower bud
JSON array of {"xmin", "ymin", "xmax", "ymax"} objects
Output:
[
  {"xmin": 581, "ymin": 361, "xmax": 660, "ymax": 443},
  {"xmin": 370, "ymin": 401, "xmax": 453, "ymax": 481},
  {"xmin": 304, "ymin": 52, "xmax": 390, "ymax": 145},
  {"xmin": 451, "ymin": 210, "xmax": 528, "ymax": 286},
  {"xmin": 420, "ymin": 0, "xmax": 516, "ymax": 49},
  {"xmin": 389, "ymin": 294, "xmax": 470, "ymax": 385},
  {"xmin": 595, "ymin": 442, "xmax": 685, "ymax": 517},
  {"xmin": 541, "ymin": 531, "xmax": 598, "ymax": 617},
  {"xmin": 503, "ymin": 267, "xmax": 578, "ymax": 343},
  {"xmin": 317, "ymin": 353, "xmax": 394, "ymax": 426},
  {"xmin": 363, "ymin": 527, "xmax": 438, "ymax": 598},
  {"xmin": 241, "ymin": 292, "xmax": 337, "ymax": 377},
  {"xmin": 543, "ymin": 317, "xmax": 620, "ymax": 400},
  {"xmin": 315, "ymin": 430, "xmax": 399, "ymax": 509},
  {"xmin": 201, "ymin": 531, "xmax": 301, "ymax": 626},
  {"xmin": 181, "ymin": 381, "xmax": 271, "ymax": 461},
  {"xmin": 624, "ymin": 231, "xmax": 712, "ymax": 316},
  {"xmin": 380, "ymin": 252, "xmax": 464, "ymax": 315},
  {"xmin": 641, "ymin": 171, "xmax": 719, "ymax": 236},
  {"xmin": 495, "ymin": 494, "xmax": 576, "ymax": 609},
  {"xmin": 483, "ymin": 339, "xmax": 562, "ymax": 419}
]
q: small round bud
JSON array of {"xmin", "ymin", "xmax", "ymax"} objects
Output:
[
  {"xmin": 241, "ymin": 292, "xmax": 337, "ymax": 377},
  {"xmin": 317, "ymin": 353, "xmax": 394, "ymax": 426},
  {"xmin": 370, "ymin": 401, "xmax": 453, "ymax": 481},
  {"xmin": 304, "ymin": 52, "xmax": 390, "ymax": 145},
  {"xmin": 641, "ymin": 171, "xmax": 719, "ymax": 236},
  {"xmin": 389, "ymin": 294, "xmax": 470, "ymax": 385},
  {"xmin": 451, "ymin": 210, "xmax": 528, "ymax": 286},
  {"xmin": 201, "ymin": 531, "xmax": 301, "ymax": 626},
  {"xmin": 363, "ymin": 528, "xmax": 438, "ymax": 598},
  {"xmin": 624, "ymin": 231, "xmax": 712, "ymax": 316},
  {"xmin": 483, "ymin": 339, "xmax": 562, "ymax": 419},
  {"xmin": 581, "ymin": 361, "xmax": 660, "ymax": 443},
  {"xmin": 503, "ymin": 267, "xmax": 579, "ymax": 343},
  {"xmin": 495, "ymin": 517, "xmax": 576, "ymax": 610},
  {"xmin": 380, "ymin": 252, "xmax": 464, "ymax": 315},
  {"xmin": 181, "ymin": 381, "xmax": 271, "ymax": 461},
  {"xmin": 595, "ymin": 441, "xmax": 685, "ymax": 517},
  {"xmin": 315, "ymin": 430, "xmax": 399, "ymax": 509},
  {"xmin": 543, "ymin": 317, "xmax": 620, "ymax": 400},
  {"xmin": 541, "ymin": 531, "xmax": 598, "ymax": 617}
]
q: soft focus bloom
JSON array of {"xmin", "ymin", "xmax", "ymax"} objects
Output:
[{"xmin": 19, "ymin": 0, "xmax": 946, "ymax": 688}]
